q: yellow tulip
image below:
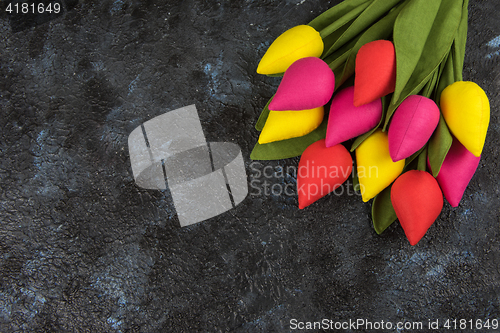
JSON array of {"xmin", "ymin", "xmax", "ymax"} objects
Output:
[
  {"xmin": 356, "ymin": 129, "xmax": 405, "ymax": 202},
  {"xmin": 258, "ymin": 107, "xmax": 324, "ymax": 144},
  {"xmin": 257, "ymin": 25, "xmax": 324, "ymax": 75},
  {"xmin": 440, "ymin": 81, "xmax": 490, "ymax": 157}
]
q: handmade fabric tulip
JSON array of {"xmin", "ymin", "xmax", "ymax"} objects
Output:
[
  {"xmin": 353, "ymin": 40, "xmax": 396, "ymax": 107},
  {"xmin": 391, "ymin": 170, "xmax": 443, "ymax": 246},
  {"xmin": 440, "ymin": 81, "xmax": 490, "ymax": 157},
  {"xmin": 356, "ymin": 129, "xmax": 405, "ymax": 202},
  {"xmin": 326, "ymin": 86, "xmax": 382, "ymax": 147},
  {"xmin": 257, "ymin": 25, "xmax": 324, "ymax": 75},
  {"xmin": 258, "ymin": 107, "xmax": 324, "ymax": 144},
  {"xmin": 430, "ymin": 139, "xmax": 481, "ymax": 207},
  {"xmin": 297, "ymin": 139, "xmax": 352, "ymax": 209},
  {"xmin": 268, "ymin": 57, "xmax": 335, "ymax": 111},
  {"xmin": 388, "ymin": 95, "xmax": 440, "ymax": 162}
]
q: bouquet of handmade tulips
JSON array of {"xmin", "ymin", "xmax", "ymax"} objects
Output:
[{"xmin": 250, "ymin": 0, "xmax": 490, "ymax": 245}]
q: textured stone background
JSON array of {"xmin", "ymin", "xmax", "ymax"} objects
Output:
[{"xmin": 1, "ymin": 0, "xmax": 499, "ymax": 332}]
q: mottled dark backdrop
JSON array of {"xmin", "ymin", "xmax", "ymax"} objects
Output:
[{"xmin": 1, "ymin": 0, "xmax": 499, "ymax": 332}]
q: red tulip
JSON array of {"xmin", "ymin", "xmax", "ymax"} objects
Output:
[
  {"xmin": 391, "ymin": 170, "xmax": 443, "ymax": 245},
  {"xmin": 297, "ymin": 139, "xmax": 352, "ymax": 209},
  {"xmin": 354, "ymin": 40, "xmax": 396, "ymax": 107}
]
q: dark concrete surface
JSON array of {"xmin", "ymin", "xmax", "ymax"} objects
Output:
[{"xmin": 1, "ymin": 0, "xmax": 499, "ymax": 332}]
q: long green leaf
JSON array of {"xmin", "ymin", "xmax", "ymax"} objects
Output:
[
  {"xmin": 324, "ymin": 35, "xmax": 361, "ymax": 88},
  {"xmin": 319, "ymin": 3, "xmax": 372, "ymax": 40},
  {"xmin": 324, "ymin": 37, "xmax": 359, "ymax": 72},
  {"xmin": 421, "ymin": 66, "xmax": 439, "ymax": 99},
  {"xmin": 452, "ymin": 0, "xmax": 469, "ymax": 81},
  {"xmin": 340, "ymin": 1, "xmax": 406, "ymax": 84},
  {"xmin": 386, "ymin": 0, "xmax": 463, "ymax": 129},
  {"xmin": 372, "ymin": 184, "xmax": 397, "ymax": 234},
  {"xmin": 417, "ymin": 145, "xmax": 428, "ymax": 171},
  {"xmin": 333, "ymin": 62, "xmax": 349, "ymax": 89},
  {"xmin": 309, "ymin": 0, "xmax": 373, "ymax": 36},
  {"xmin": 433, "ymin": 50, "xmax": 450, "ymax": 101},
  {"xmin": 428, "ymin": 115, "xmax": 453, "ymax": 177},
  {"xmin": 403, "ymin": 145, "xmax": 425, "ymax": 170},
  {"xmin": 265, "ymin": 73, "xmax": 284, "ymax": 78},
  {"xmin": 434, "ymin": 51, "xmax": 454, "ymax": 106},
  {"xmin": 352, "ymin": 165, "xmax": 361, "ymax": 193},
  {"xmin": 428, "ymin": 47, "xmax": 456, "ymax": 176},
  {"xmin": 320, "ymin": 19, "xmax": 357, "ymax": 59},
  {"xmin": 325, "ymin": 0, "xmax": 404, "ymax": 57},
  {"xmin": 334, "ymin": 72, "xmax": 356, "ymax": 98},
  {"xmin": 250, "ymin": 118, "xmax": 327, "ymax": 160},
  {"xmin": 404, "ymin": 156, "xmax": 419, "ymax": 172},
  {"xmin": 393, "ymin": 0, "xmax": 442, "ymax": 102},
  {"xmin": 255, "ymin": 95, "xmax": 273, "ymax": 131}
]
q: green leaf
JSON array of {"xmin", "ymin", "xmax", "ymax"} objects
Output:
[
  {"xmin": 333, "ymin": 62, "xmax": 349, "ymax": 89},
  {"xmin": 250, "ymin": 118, "xmax": 327, "ymax": 160},
  {"xmin": 433, "ymin": 51, "xmax": 450, "ymax": 102},
  {"xmin": 417, "ymin": 145, "xmax": 428, "ymax": 171},
  {"xmin": 434, "ymin": 51, "xmax": 454, "ymax": 106},
  {"xmin": 255, "ymin": 95, "xmax": 273, "ymax": 131},
  {"xmin": 350, "ymin": 124, "xmax": 378, "ymax": 152},
  {"xmin": 452, "ymin": 0, "xmax": 469, "ymax": 81},
  {"xmin": 324, "ymin": 37, "xmax": 358, "ymax": 72},
  {"xmin": 319, "ymin": 6, "xmax": 371, "ymax": 45},
  {"xmin": 428, "ymin": 115, "xmax": 453, "ymax": 177},
  {"xmin": 334, "ymin": 71, "xmax": 356, "ymax": 96},
  {"xmin": 320, "ymin": 19, "xmax": 357, "ymax": 59},
  {"xmin": 393, "ymin": 0, "xmax": 442, "ymax": 102},
  {"xmin": 421, "ymin": 66, "xmax": 439, "ymax": 99},
  {"xmin": 340, "ymin": 1, "xmax": 406, "ymax": 84},
  {"xmin": 309, "ymin": 0, "xmax": 373, "ymax": 36},
  {"xmin": 404, "ymin": 155, "xmax": 419, "ymax": 172},
  {"xmin": 386, "ymin": 0, "xmax": 463, "ymax": 129},
  {"xmin": 352, "ymin": 165, "xmax": 361, "ymax": 193},
  {"xmin": 372, "ymin": 184, "xmax": 397, "ymax": 234},
  {"xmin": 403, "ymin": 145, "xmax": 426, "ymax": 170},
  {"xmin": 324, "ymin": 0, "xmax": 404, "ymax": 57},
  {"xmin": 265, "ymin": 73, "xmax": 284, "ymax": 78}
]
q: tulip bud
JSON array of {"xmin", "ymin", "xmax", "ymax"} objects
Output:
[
  {"xmin": 257, "ymin": 25, "xmax": 324, "ymax": 75},
  {"xmin": 353, "ymin": 40, "xmax": 396, "ymax": 107},
  {"xmin": 388, "ymin": 95, "xmax": 440, "ymax": 162},
  {"xmin": 440, "ymin": 81, "xmax": 490, "ymax": 157},
  {"xmin": 258, "ymin": 107, "xmax": 324, "ymax": 144},
  {"xmin": 326, "ymin": 86, "xmax": 382, "ymax": 148},
  {"xmin": 429, "ymin": 139, "xmax": 481, "ymax": 207},
  {"xmin": 268, "ymin": 57, "xmax": 335, "ymax": 111},
  {"xmin": 297, "ymin": 140, "xmax": 352, "ymax": 209},
  {"xmin": 391, "ymin": 170, "xmax": 443, "ymax": 246},
  {"xmin": 356, "ymin": 129, "xmax": 405, "ymax": 202}
]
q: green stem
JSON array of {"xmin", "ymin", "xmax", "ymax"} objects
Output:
[{"xmin": 417, "ymin": 146, "xmax": 428, "ymax": 171}]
